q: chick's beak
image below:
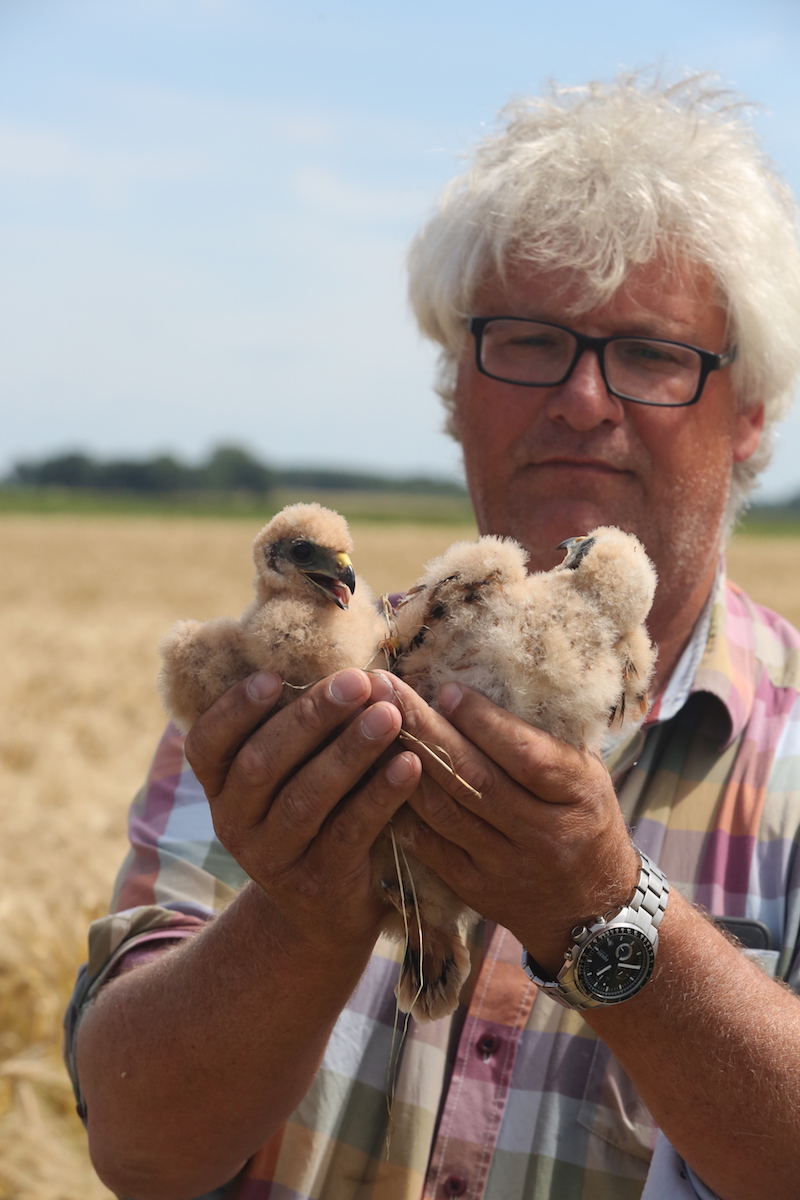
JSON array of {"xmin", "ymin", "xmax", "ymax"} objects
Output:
[
  {"xmin": 335, "ymin": 552, "xmax": 356, "ymax": 595},
  {"xmin": 556, "ymin": 534, "xmax": 595, "ymax": 569},
  {"xmin": 301, "ymin": 549, "xmax": 356, "ymax": 610}
]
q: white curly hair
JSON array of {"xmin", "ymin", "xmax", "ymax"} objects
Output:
[{"xmin": 408, "ymin": 74, "xmax": 800, "ymax": 516}]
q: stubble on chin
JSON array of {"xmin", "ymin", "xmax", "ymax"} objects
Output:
[{"xmin": 473, "ymin": 468, "xmax": 642, "ymax": 572}]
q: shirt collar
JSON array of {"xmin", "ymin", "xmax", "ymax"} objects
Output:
[
  {"xmin": 655, "ymin": 580, "xmax": 716, "ymax": 725},
  {"xmin": 648, "ymin": 564, "xmax": 770, "ymax": 748}
]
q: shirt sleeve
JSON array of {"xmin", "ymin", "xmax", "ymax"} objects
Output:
[
  {"xmin": 63, "ymin": 721, "xmax": 250, "ymax": 1117},
  {"xmin": 641, "ymin": 1134, "xmax": 724, "ymax": 1200}
]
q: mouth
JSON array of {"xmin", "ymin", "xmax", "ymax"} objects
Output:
[
  {"xmin": 303, "ymin": 561, "xmax": 356, "ymax": 611},
  {"xmin": 534, "ymin": 456, "xmax": 629, "ymax": 475}
]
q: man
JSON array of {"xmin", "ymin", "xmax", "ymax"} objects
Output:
[{"xmin": 68, "ymin": 76, "xmax": 800, "ymax": 1200}]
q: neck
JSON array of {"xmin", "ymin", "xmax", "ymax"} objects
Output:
[{"xmin": 646, "ymin": 559, "xmax": 719, "ymax": 700}]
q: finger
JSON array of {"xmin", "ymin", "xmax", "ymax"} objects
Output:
[
  {"xmin": 388, "ymin": 677, "xmax": 500, "ymax": 809},
  {"xmin": 405, "ymin": 767, "xmax": 509, "ymax": 885},
  {"xmin": 194, "ymin": 667, "xmax": 373, "ymax": 808},
  {"xmin": 324, "ymin": 749, "xmax": 422, "ymax": 860},
  {"xmin": 437, "ymin": 681, "xmax": 610, "ymax": 806},
  {"xmin": 383, "ymin": 679, "xmax": 523, "ymax": 854},
  {"xmin": 216, "ymin": 695, "xmax": 406, "ymax": 861},
  {"xmin": 390, "ymin": 677, "xmax": 612, "ymax": 848},
  {"xmin": 271, "ymin": 750, "xmax": 424, "ymax": 934},
  {"xmin": 434, "ymin": 686, "xmax": 630, "ymax": 879},
  {"xmin": 258, "ymin": 699, "xmax": 405, "ymax": 849},
  {"xmin": 186, "ymin": 670, "xmax": 284, "ymax": 796},
  {"xmin": 405, "ymin": 759, "xmax": 507, "ymax": 855},
  {"xmin": 366, "ymin": 669, "xmax": 402, "ymax": 705},
  {"xmin": 400, "ymin": 809, "xmax": 488, "ymax": 903}
]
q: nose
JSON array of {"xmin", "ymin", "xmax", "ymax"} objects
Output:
[{"xmin": 545, "ymin": 348, "xmax": 625, "ymax": 431}]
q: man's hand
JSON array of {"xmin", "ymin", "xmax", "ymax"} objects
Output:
[
  {"xmin": 78, "ymin": 667, "xmax": 425, "ymax": 1200},
  {"xmin": 185, "ymin": 667, "xmax": 422, "ymax": 954},
  {"xmin": 388, "ymin": 677, "xmax": 640, "ymax": 972},
  {"xmin": 386, "ymin": 677, "xmax": 800, "ymax": 1200}
]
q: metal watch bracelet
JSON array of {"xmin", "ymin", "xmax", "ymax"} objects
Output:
[{"xmin": 521, "ymin": 849, "xmax": 670, "ymax": 1010}]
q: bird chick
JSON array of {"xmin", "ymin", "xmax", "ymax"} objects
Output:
[
  {"xmin": 525, "ymin": 526, "xmax": 658, "ymax": 745},
  {"xmin": 373, "ymin": 525, "xmax": 658, "ymax": 1022},
  {"xmin": 389, "ymin": 524, "xmax": 657, "ymax": 750},
  {"xmin": 158, "ymin": 503, "xmax": 385, "ymax": 732}
]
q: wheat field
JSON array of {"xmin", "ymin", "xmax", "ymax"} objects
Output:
[{"xmin": 0, "ymin": 514, "xmax": 796, "ymax": 1200}]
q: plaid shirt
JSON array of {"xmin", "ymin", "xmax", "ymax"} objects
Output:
[{"xmin": 66, "ymin": 572, "xmax": 800, "ymax": 1200}]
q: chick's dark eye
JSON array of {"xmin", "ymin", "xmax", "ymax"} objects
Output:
[{"xmin": 290, "ymin": 540, "xmax": 314, "ymax": 563}]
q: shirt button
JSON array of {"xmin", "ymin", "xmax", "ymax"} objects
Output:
[
  {"xmin": 476, "ymin": 1033, "xmax": 501, "ymax": 1060},
  {"xmin": 443, "ymin": 1177, "xmax": 467, "ymax": 1197}
]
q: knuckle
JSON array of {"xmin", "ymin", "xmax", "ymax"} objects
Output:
[
  {"xmin": 516, "ymin": 731, "xmax": 574, "ymax": 791},
  {"xmin": 411, "ymin": 731, "xmax": 493, "ymax": 803},
  {"xmin": 327, "ymin": 780, "xmax": 394, "ymax": 852},
  {"xmin": 291, "ymin": 689, "xmax": 330, "ymax": 739},
  {"xmin": 329, "ymin": 809, "xmax": 367, "ymax": 851},
  {"xmin": 210, "ymin": 812, "xmax": 243, "ymax": 858},
  {"xmin": 562, "ymin": 750, "xmax": 610, "ymax": 808},
  {"xmin": 400, "ymin": 699, "xmax": 432, "ymax": 740},
  {"xmin": 289, "ymin": 871, "xmax": 325, "ymax": 901},
  {"xmin": 234, "ymin": 736, "xmax": 274, "ymax": 789},
  {"xmin": 279, "ymin": 783, "xmax": 324, "ymax": 834},
  {"xmin": 459, "ymin": 756, "xmax": 495, "ymax": 798}
]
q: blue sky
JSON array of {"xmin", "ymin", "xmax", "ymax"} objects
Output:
[{"xmin": 3, "ymin": 0, "xmax": 800, "ymax": 499}]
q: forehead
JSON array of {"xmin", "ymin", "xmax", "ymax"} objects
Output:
[{"xmin": 474, "ymin": 257, "xmax": 729, "ymax": 345}]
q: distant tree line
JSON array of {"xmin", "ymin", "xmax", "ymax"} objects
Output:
[{"xmin": 4, "ymin": 445, "xmax": 466, "ymax": 496}]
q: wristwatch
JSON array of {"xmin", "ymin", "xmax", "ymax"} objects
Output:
[{"xmin": 521, "ymin": 849, "xmax": 670, "ymax": 1010}]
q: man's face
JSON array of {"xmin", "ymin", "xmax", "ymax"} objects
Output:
[{"xmin": 453, "ymin": 258, "xmax": 763, "ymax": 626}]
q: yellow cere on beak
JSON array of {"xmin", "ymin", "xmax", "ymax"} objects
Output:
[
  {"xmin": 334, "ymin": 552, "xmax": 356, "ymax": 603},
  {"xmin": 301, "ymin": 549, "xmax": 356, "ymax": 610}
]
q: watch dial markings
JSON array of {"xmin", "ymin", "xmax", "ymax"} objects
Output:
[{"xmin": 576, "ymin": 925, "xmax": 655, "ymax": 1002}]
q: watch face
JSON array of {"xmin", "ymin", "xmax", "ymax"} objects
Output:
[{"xmin": 576, "ymin": 925, "xmax": 655, "ymax": 1002}]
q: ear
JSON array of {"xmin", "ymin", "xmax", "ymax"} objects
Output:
[{"xmin": 732, "ymin": 404, "xmax": 764, "ymax": 464}]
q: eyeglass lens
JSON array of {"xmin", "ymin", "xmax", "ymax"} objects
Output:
[{"xmin": 479, "ymin": 319, "xmax": 703, "ymax": 406}]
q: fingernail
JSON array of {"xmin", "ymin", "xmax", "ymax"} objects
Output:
[
  {"xmin": 387, "ymin": 752, "xmax": 417, "ymax": 784},
  {"xmin": 361, "ymin": 703, "xmax": 394, "ymax": 740},
  {"xmin": 368, "ymin": 671, "xmax": 399, "ymax": 704},
  {"xmin": 439, "ymin": 683, "xmax": 462, "ymax": 714},
  {"xmin": 247, "ymin": 672, "xmax": 281, "ymax": 702},
  {"xmin": 329, "ymin": 670, "xmax": 367, "ymax": 704}
]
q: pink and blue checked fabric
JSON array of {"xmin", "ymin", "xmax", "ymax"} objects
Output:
[{"xmin": 66, "ymin": 573, "xmax": 800, "ymax": 1200}]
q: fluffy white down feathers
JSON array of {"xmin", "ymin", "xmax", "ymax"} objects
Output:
[
  {"xmin": 157, "ymin": 507, "xmax": 658, "ymax": 1023},
  {"xmin": 384, "ymin": 525, "xmax": 657, "ymax": 753},
  {"xmin": 368, "ymin": 524, "xmax": 657, "ymax": 1019}
]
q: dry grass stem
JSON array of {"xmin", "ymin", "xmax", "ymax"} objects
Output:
[{"xmin": 396, "ymin": 729, "xmax": 483, "ymax": 800}]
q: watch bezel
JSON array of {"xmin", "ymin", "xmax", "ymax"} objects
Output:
[{"xmin": 573, "ymin": 922, "xmax": 656, "ymax": 1002}]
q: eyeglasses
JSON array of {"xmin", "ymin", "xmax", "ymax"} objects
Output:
[{"xmin": 469, "ymin": 316, "xmax": 737, "ymax": 408}]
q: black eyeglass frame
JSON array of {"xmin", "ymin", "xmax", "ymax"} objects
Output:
[{"xmin": 469, "ymin": 316, "xmax": 738, "ymax": 408}]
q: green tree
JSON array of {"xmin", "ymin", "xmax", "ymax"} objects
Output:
[{"xmin": 202, "ymin": 445, "xmax": 273, "ymax": 493}]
